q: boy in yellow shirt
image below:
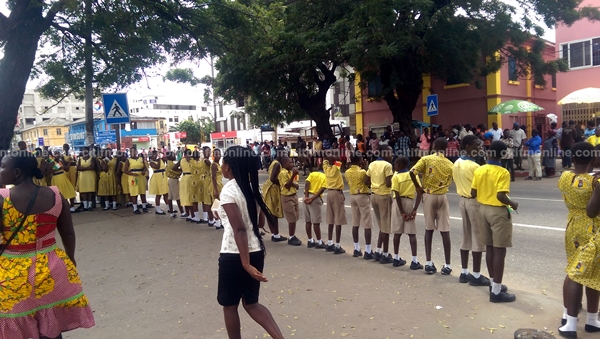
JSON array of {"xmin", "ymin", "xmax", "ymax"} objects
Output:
[
  {"xmin": 344, "ymin": 154, "xmax": 374, "ymax": 258},
  {"xmin": 304, "ymin": 169, "xmax": 327, "ymax": 249},
  {"xmin": 279, "ymin": 156, "xmax": 302, "ymax": 246},
  {"xmin": 323, "ymin": 155, "xmax": 348, "ymax": 255},
  {"xmin": 471, "ymin": 141, "xmax": 518, "ymax": 303},
  {"xmin": 391, "ymin": 157, "xmax": 423, "ymax": 269}
]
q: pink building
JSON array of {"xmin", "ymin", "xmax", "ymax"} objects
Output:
[{"xmin": 555, "ymin": 0, "xmax": 600, "ymax": 124}]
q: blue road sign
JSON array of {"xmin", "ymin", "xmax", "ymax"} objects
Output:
[
  {"xmin": 102, "ymin": 93, "xmax": 130, "ymax": 124},
  {"xmin": 427, "ymin": 94, "xmax": 438, "ymax": 117},
  {"xmin": 95, "ymin": 130, "xmax": 117, "ymax": 144},
  {"xmin": 38, "ymin": 137, "xmax": 44, "ymax": 146}
]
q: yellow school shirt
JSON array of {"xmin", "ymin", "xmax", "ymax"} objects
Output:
[
  {"xmin": 367, "ymin": 160, "xmax": 393, "ymax": 196},
  {"xmin": 471, "ymin": 163, "xmax": 510, "ymax": 207},
  {"xmin": 306, "ymin": 171, "xmax": 326, "ymax": 196},
  {"xmin": 279, "ymin": 168, "xmax": 297, "ymax": 195},
  {"xmin": 165, "ymin": 160, "xmax": 182, "ymax": 179},
  {"xmin": 452, "ymin": 157, "xmax": 480, "ymax": 198},
  {"xmin": 588, "ymin": 135, "xmax": 600, "ymax": 146},
  {"xmin": 410, "ymin": 152, "xmax": 453, "ymax": 195},
  {"xmin": 322, "ymin": 160, "xmax": 344, "ymax": 190},
  {"xmin": 391, "ymin": 171, "xmax": 420, "ymax": 199},
  {"xmin": 344, "ymin": 165, "xmax": 370, "ymax": 195}
]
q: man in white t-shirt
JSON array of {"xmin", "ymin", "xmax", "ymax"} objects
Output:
[
  {"xmin": 509, "ymin": 122, "xmax": 527, "ymax": 170},
  {"xmin": 489, "ymin": 122, "xmax": 502, "ymax": 141}
]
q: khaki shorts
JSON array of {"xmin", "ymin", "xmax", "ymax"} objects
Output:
[
  {"xmin": 371, "ymin": 194, "xmax": 392, "ymax": 234},
  {"xmin": 391, "ymin": 198, "xmax": 417, "ymax": 234},
  {"xmin": 422, "ymin": 194, "xmax": 450, "ymax": 232},
  {"xmin": 281, "ymin": 194, "xmax": 299, "ymax": 223},
  {"xmin": 304, "ymin": 196, "xmax": 323, "ymax": 224},
  {"xmin": 168, "ymin": 178, "xmax": 180, "ymax": 201},
  {"xmin": 478, "ymin": 204, "xmax": 513, "ymax": 248},
  {"xmin": 326, "ymin": 190, "xmax": 347, "ymax": 225},
  {"xmin": 350, "ymin": 194, "xmax": 374, "ymax": 229},
  {"xmin": 459, "ymin": 197, "xmax": 485, "ymax": 252}
]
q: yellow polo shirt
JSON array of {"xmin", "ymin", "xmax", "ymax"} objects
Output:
[
  {"xmin": 410, "ymin": 152, "xmax": 453, "ymax": 195},
  {"xmin": 323, "ymin": 160, "xmax": 344, "ymax": 190},
  {"xmin": 344, "ymin": 165, "xmax": 370, "ymax": 195},
  {"xmin": 472, "ymin": 164, "xmax": 510, "ymax": 207},
  {"xmin": 279, "ymin": 168, "xmax": 297, "ymax": 196},
  {"xmin": 452, "ymin": 157, "xmax": 480, "ymax": 198},
  {"xmin": 306, "ymin": 171, "xmax": 327, "ymax": 196},
  {"xmin": 391, "ymin": 171, "xmax": 420, "ymax": 199},
  {"xmin": 165, "ymin": 160, "xmax": 182, "ymax": 179},
  {"xmin": 367, "ymin": 160, "xmax": 393, "ymax": 196},
  {"xmin": 588, "ymin": 135, "xmax": 600, "ymax": 146}
]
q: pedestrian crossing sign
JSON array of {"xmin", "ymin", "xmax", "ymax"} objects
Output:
[
  {"xmin": 102, "ymin": 93, "xmax": 130, "ymax": 124},
  {"xmin": 427, "ymin": 94, "xmax": 438, "ymax": 117}
]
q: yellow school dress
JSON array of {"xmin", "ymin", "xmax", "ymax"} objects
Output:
[
  {"xmin": 190, "ymin": 159, "xmax": 202, "ymax": 203},
  {"xmin": 76, "ymin": 157, "xmax": 96, "ymax": 193},
  {"xmin": 558, "ymin": 172, "xmax": 600, "ymax": 290},
  {"xmin": 127, "ymin": 157, "xmax": 147, "ymax": 197},
  {"xmin": 262, "ymin": 160, "xmax": 283, "ymax": 218},
  {"xmin": 63, "ymin": 155, "xmax": 78, "ymax": 188},
  {"xmin": 98, "ymin": 158, "xmax": 118, "ymax": 197},
  {"xmin": 118, "ymin": 162, "xmax": 129, "ymax": 195},
  {"xmin": 199, "ymin": 160, "xmax": 213, "ymax": 204},
  {"xmin": 211, "ymin": 162, "xmax": 223, "ymax": 198},
  {"xmin": 149, "ymin": 159, "xmax": 169, "ymax": 196},
  {"xmin": 33, "ymin": 157, "xmax": 47, "ymax": 187},
  {"xmin": 51, "ymin": 162, "xmax": 76, "ymax": 200},
  {"xmin": 179, "ymin": 158, "xmax": 195, "ymax": 207}
]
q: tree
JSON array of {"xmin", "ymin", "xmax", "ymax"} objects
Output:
[
  {"xmin": 170, "ymin": 120, "xmax": 201, "ymax": 144},
  {"xmin": 344, "ymin": 0, "xmax": 600, "ymax": 139}
]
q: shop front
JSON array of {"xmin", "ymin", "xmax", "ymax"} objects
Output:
[{"xmin": 210, "ymin": 131, "xmax": 238, "ymax": 151}]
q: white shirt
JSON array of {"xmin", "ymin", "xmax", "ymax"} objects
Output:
[
  {"xmin": 510, "ymin": 128, "xmax": 527, "ymax": 147},
  {"xmin": 218, "ymin": 179, "xmax": 262, "ymax": 254},
  {"xmin": 490, "ymin": 128, "xmax": 502, "ymax": 141}
]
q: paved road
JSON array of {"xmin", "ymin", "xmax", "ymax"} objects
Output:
[{"xmin": 63, "ymin": 172, "xmax": 590, "ymax": 339}]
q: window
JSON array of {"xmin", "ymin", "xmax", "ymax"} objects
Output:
[
  {"xmin": 42, "ymin": 118, "xmax": 50, "ymax": 121},
  {"xmin": 159, "ymin": 121, "xmax": 164, "ymax": 128},
  {"xmin": 562, "ymin": 38, "xmax": 600, "ymax": 69},
  {"xmin": 508, "ymin": 57, "xmax": 518, "ymax": 81},
  {"xmin": 153, "ymin": 104, "xmax": 196, "ymax": 110},
  {"xmin": 75, "ymin": 107, "xmax": 80, "ymax": 110},
  {"xmin": 367, "ymin": 76, "xmax": 382, "ymax": 97},
  {"xmin": 446, "ymin": 73, "xmax": 469, "ymax": 86},
  {"xmin": 552, "ymin": 73, "xmax": 557, "ymax": 89},
  {"xmin": 130, "ymin": 122, "xmax": 138, "ymax": 130},
  {"xmin": 237, "ymin": 97, "xmax": 245, "ymax": 107},
  {"xmin": 25, "ymin": 118, "xmax": 35, "ymax": 125},
  {"xmin": 201, "ymin": 107, "xmax": 208, "ymax": 111},
  {"xmin": 174, "ymin": 116, "xmax": 179, "ymax": 123},
  {"xmin": 43, "ymin": 129, "xmax": 48, "ymax": 136},
  {"xmin": 169, "ymin": 118, "xmax": 173, "ymax": 122},
  {"xmin": 56, "ymin": 128, "xmax": 62, "ymax": 135}
]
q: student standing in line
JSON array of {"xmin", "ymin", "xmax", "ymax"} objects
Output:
[
  {"xmin": 123, "ymin": 147, "xmax": 149, "ymax": 214},
  {"xmin": 116, "ymin": 152, "xmax": 131, "ymax": 208},
  {"xmin": 365, "ymin": 145, "xmax": 394, "ymax": 263},
  {"xmin": 50, "ymin": 150, "xmax": 78, "ymax": 212},
  {"xmin": 391, "ymin": 156, "xmax": 423, "ymax": 269},
  {"xmin": 279, "ymin": 156, "xmax": 302, "ymax": 246},
  {"xmin": 165, "ymin": 152, "xmax": 184, "ymax": 218},
  {"xmin": 149, "ymin": 150, "xmax": 169, "ymax": 215},
  {"xmin": 76, "ymin": 146, "xmax": 97, "ymax": 211},
  {"xmin": 410, "ymin": 138, "xmax": 454, "ymax": 275},
  {"xmin": 303, "ymin": 167, "xmax": 327, "ymax": 249},
  {"xmin": 344, "ymin": 154, "xmax": 374, "ymax": 258},
  {"xmin": 200, "ymin": 146, "xmax": 216, "ymax": 225},
  {"xmin": 97, "ymin": 148, "xmax": 118, "ymax": 211},
  {"xmin": 175, "ymin": 149, "xmax": 194, "ymax": 220},
  {"xmin": 323, "ymin": 154, "xmax": 347, "ymax": 254},
  {"xmin": 211, "ymin": 149, "xmax": 224, "ymax": 230},
  {"xmin": 217, "ymin": 146, "xmax": 284, "ymax": 339},
  {"xmin": 262, "ymin": 154, "xmax": 286, "ymax": 240},
  {"xmin": 471, "ymin": 141, "xmax": 518, "ymax": 303}
]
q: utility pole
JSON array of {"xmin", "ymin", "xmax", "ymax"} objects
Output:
[
  {"xmin": 210, "ymin": 55, "xmax": 217, "ymax": 134},
  {"xmin": 84, "ymin": 0, "xmax": 94, "ymax": 147}
]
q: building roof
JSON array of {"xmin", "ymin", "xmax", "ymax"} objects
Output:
[{"xmin": 20, "ymin": 118, "xmax": 72, "ymax": 132}]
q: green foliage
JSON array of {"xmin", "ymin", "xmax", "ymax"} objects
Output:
[
  {"xmin": 170, "ymin": 116, "xmax": 215, "ymax": 144},
  {"xmin": 164, "ymin": 68, "xmax": 202, "ymax": 86}
]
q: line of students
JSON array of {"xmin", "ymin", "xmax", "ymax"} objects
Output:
[{"xmin": 265, "ymin": 138, "xmax": 519, "ymax": 303}]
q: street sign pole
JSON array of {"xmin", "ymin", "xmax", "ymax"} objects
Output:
[{"xmin": 115, "ymin": 124, "xmax": 121, "ymax": 152}]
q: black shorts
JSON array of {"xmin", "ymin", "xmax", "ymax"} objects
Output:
[{"xmin": 217, "ymin": 251, "xmax": 265, "ymax": 306}]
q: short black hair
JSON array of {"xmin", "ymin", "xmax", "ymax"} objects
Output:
[
  {"xmin": 350, "ymin": 153, "xmax": 362, "ymax": 164},
  {"xmin": 488, "ymin": 140, "xmax": 507, "ymax": 160},
  {"xmin": 461, "ymin": 135, "xmax": 479, "ymax": 150},
  {"xmin": 395, "ymin": 156, "xmax": 408, "ymax": 168},
  {"xmin": 531, "ymin": 129, "xmax": 539, "ymax": 136},
  {"xmin": 572, "ymin": 142, "xmax": 595, "ymax": 165}
]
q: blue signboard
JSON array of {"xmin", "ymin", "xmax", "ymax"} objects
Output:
[
  {"xmin": 102, "ymin": 93, "xmax": 130, "ymax": 124},
  {"xmin": 95, "ymin": 130, "xmax": 117, "ymax": 144},
  {"xmin": 38, "ymin": 137, "xmax": 44, "ymax": 146},
  {"xmin": 427, "ymin": 94, "xmax": 438, "ymax": 117}
]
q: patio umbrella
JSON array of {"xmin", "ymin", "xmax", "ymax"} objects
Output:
[
  {"xmin": 488, "ymin": 100, "xmax": 545, "ymax": 114},
  {"xmin": 558, "ymin": 87, "xmax": 600, "ymax": 105}
]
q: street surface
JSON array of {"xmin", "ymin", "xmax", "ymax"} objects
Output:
[{"xmin": 62, "ymin": 171, "xmax": 590, "ymax": 339}]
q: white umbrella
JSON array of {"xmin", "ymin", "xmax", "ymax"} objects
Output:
[
  {"xmin": 546, "ymin": 114, "xmax": 558, "ymax": 124},
  {"xmin": 558, "ymin": 87, "xmax": 600, "ymax": 105}
]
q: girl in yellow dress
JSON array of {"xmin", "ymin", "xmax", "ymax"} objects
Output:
[
  {"xmin": 261, "ymin": 157, "xmax": 284, "ymax": 239},
  {"xmin": 116, "ymin": 153, "xmax": 130, "ymax": 207},
  {"xmin": 50, "ymin": 151, "xmax": 77, "ymax": 212},
  {"xmin": 190, "ymin": 150, "xmax": 203, "ymax": 223},
  {"xmin": 123, "ymin": 147, "xmax": 149, "ymax": 214},
  {"xmin": 33, "ymin": 148, "xmax": 48, "ymax": 187},
  {"xmin": 149, "ymin": 150, "xmax": 169, "ymax": 215},
  {"xmin": 175, "ymin": 149, "xmax": 194, "ymax": 220},
  {"xmin": 63, "ymin": 144, "xmax": 78, "ymax": 188},
  {"xmin": 200, "ymin": 146, "xmax": 214, "ymax": 225},
  {"xmin": 76, "ymin": 147, "xmax": 97, "ymax": 211},
  {"xmin": 98, "ymin": 149, "xmax": 118, "ymax": 211},
  {"xmin": 558, "ymin": 142, "xmax": 600, "ymax": 337},
  {"xmin": 211, "ymin": 149, "xmax": 224, "ymax": 229}
]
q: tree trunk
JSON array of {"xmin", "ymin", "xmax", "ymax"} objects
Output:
[
  {"xmin": 0, "ymin": 16, "xmax": 46, "ymax": 150},
  {"xmin": 84, "ymin": 0, "xmax": 95, "ymax": 146},
  {"xmin": 309, "ymin": 108, "xmax": 334, "ymax": 139}
]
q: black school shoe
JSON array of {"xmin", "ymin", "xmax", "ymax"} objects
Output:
[
  {"xmin": 410, "ymin": 262, "xmax": 423, "ymax": 270},
  {"xmin": 326, "ymin": 244, "xmax": 335, "ymax": 252},
  {"xmin": 315, "ymin": 242, "xmax": 328, "ymax": 249},
  {"xmin": 271, "ymin": 235, "xmax": 288, "ymax": 242},
  {"xmin": 469, "ymin": 274, "xmax": 491, "ymax": 286},
  {"xmin": 425, "ymin": 263, "xmax": 437, "ymax": 274},
  {"xmin": 353, "ymin": 250, "xmax": 363, "ymax": 258},
  {"xmin": 557, "ymin": 328, "xmax": 577, "ymax": 338},
  {"xmin": 133, "ymin": 209, "xmax": 141, "ymax": 214},
  {"xmin": 363, "ymin": 252, "xmax": 374, "ymax": 260},
  {"xmin": 379, "ymin": 254, "xmax": 393, "ymax": 264},
  {"xmin": 489, "ymin": 291, "xmax": 516, "ymax": 303},
  {"xmin": 307, "ymin": 241, "xmax": 315, "ymax": 248},
  {"xmin": 142, "ymin": 208, "xmax": 149, "ymax": 213},
  {"xmin": 288, "ymin": 237, "xmax": 302, "ymax": 246},
  {"xmin": 488, "ymin": 284, "xmax": 509, "ymax": 293},
  {"xmin": 393, "ymin": 258, "xmax": 407, "ymax": 267},
  {"xmin": 459, "ymin": 273, "xmax": 469, "ymax": 283},
  {"xmin": 373, "ymin": 252, "xmax": 382, "ymax": 262},
  {"xmin": 586, "ymin": 324, "xmax": 600, "ymax": 333},
  {"xmin": 333, "ymin": 246, "xmax": 346, "ymax": 255}
]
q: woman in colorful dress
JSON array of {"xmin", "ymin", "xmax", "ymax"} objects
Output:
[
  {"xmin": 50, "ymin": 151, "xmax": 77, "ymax": 213},
  {"xmin": 97, "ymin": 149, "xmax": 118, "ymax": 211},
  {"xmin": 123, "ymin": 147, "xmax": 149, "ymax": 214},
  {"xmin": 211, "ymin": 149, "xmax": 224, "ymax": 229},
  {"xmin": 200, "ymin": 146, "xmax": 215, "ymax": 225},
  {"xmin": 558, "ymin": 142, "xmax": 600, "ymax": 337},
  {"xmin": 261, "ymin": 156, "xmax": 284, "ymax": 239},
  {"xmin": 148, "ymin": 150, "xmax": 169, "ymax": 215},
  {"xmin": 0, "ymin": 151, "xmax": 94, "ymax": 339},
  {"xmin": 76, "ymin": 147, "xmax": 96, "ymax": 212},
  {"xmin": 33, "ymin": 148, "xmax": 48, "ymax": 187}
]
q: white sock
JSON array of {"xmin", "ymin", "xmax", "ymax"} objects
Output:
[
  {"xmin": 376, "ymin": 248, "xmax": 382, "ymax": 254},
  {"xmin": 472, "ymin": 272, "xmax": 481, "ymax": 279},
  {"xmin": 412, "ymin": 256, "xmax": 418, "ymax": 263},
  {"xmin": 156, "ymin": 207, "xmax": 163, "ymax": 213},
  {"xmin": 353, "ymin": 242, "xmax": 360, "ymax": 251},
  {"xmin": 104, "ymin": 201, "xmax": 110, "ymax": 208},
  {"xmin": 491, "ymin": 282, "xmax": 502, "ymax": 295},
  {"xmin": 203, "ymin": 212, "xmax": 208, "ymax": 220},
  {"xmin": 70, "ymin": 207, "xmax": 76, "ymax": 212},
  {"xmin": 112, "ymin": 201, "xmax": 117, "ymax": 209},
  {"xmin": 335, "ymin": 243, "xmax": 341, "ymax": 248},
  {"xmin": 215, "ymin": 220, "xmax": 221, "ymax": 227},
  {"xmin": 562, "ymin": 307, "xmax": 568, "ymax": 320},
  {"xmin": 133, "ymin": 204, "xmax": 138, "ymax": 211},
  {"xmin": 382, "ymin": 252, "xmax": 388, "ymax": 257},
  {"xmin": 308, "ymin": 238, "xmax": 314, "ymax": 243},
  {"xmin": 445, "ymin": 264, "xmax": 451, "ymax": 269},
  {"xmin": 587, "ymin": 311, "xmax": 600, "ymax": 327},
  {"xmin": 273, "ymin": 234, "xmax": 281, "ymax": 238},
  {"xmin": 461, "ymin": 268, "xmax": 469, "ymax": 275},
  {"xmin": 426, "ymin": 261, "xmax": 433, "ymax": 266},
  {"xmin": 394, "ymin": 254, "xmax": 400, "ymax": 260},
  {"xmin": 365, "ymin": 244, "xmax": 372, "ymax": 253},
  {"xmin": 142, "ymin": 203, "xmax": 147, "ymax": 208},
  {"xmin": 209, "ymin": 219, "xmax": 215, "ymax": 223},
  {"xmin": 317, "ymin": 239, "xmax": 323, "ymax": 245},
  {"xmin": 328, "ymin": 240, "xmax": 333, "ymax": 246},
  {"xmin": 560, "ymin": 315, "xmax": 578, "ymax": 332}
]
